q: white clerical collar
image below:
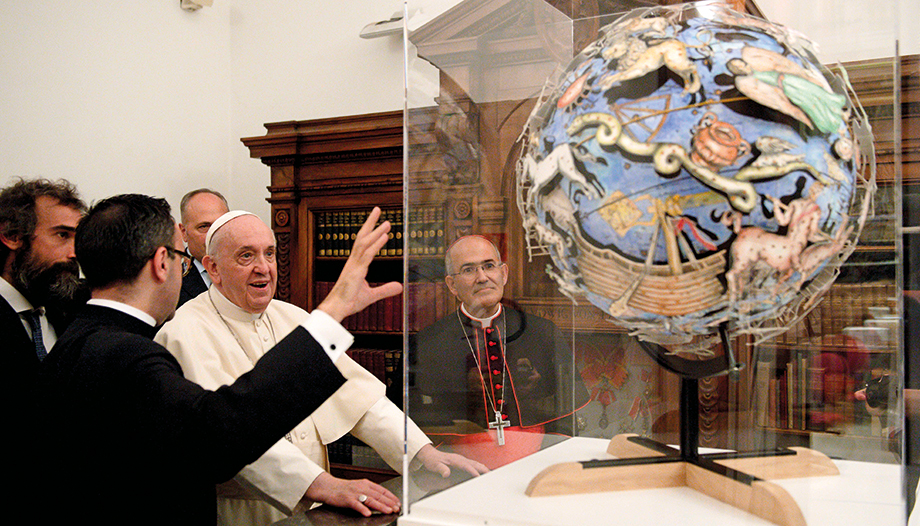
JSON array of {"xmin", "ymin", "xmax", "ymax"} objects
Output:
[
  {"xmin": 460, "ymin": 303, "xmax": 502, "ymax": 328},
  {"xmin": 0, "ymin": 276, "xmax": 34, "ymax": 313},
  {"xmin": 87, "ymin": 298, "xmax": 157, "ymax": 327},
  {"xmin": 208, "ymin": 287, "xmax": 265, "ymax": 322}
]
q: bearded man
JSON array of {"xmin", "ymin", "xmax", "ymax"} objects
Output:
[
  {"xmin": 0, "ymin": 178, "xmax": 86, "ymax": 403},
  {"xmin": 1, "ymin": 177, "xmax": 86, "ymax": 515}
]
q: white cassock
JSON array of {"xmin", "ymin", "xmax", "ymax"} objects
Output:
[{"xmin": 155, "ymin": 288, "xmax": 430, "ymax": 526}]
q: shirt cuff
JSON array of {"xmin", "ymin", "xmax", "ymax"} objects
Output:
[{"xmin": 302, "ymin": 309, "xmax": 353, "ymax": 363}]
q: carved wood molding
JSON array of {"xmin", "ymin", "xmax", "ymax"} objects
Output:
[
  {"xmin": 242, "ymin": 111, "xmax": 409, "ymax": 306},
  {"xmin": 844, "ymin": 55, "xmax": 920, "ymax": 183},
  {"xmin": 241, "ymin": 111, "xmax": 404, "ymax": 167}
]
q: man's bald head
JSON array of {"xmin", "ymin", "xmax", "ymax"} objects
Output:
[
  {"xmin": 444, "ymin": 235, "xmax": 507, "ymax": 319},
  {"xmin": 179, "ymin": 190, "xmax": 229, "ymax": 263}
]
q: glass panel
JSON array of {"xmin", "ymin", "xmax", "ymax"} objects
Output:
[{"xmin": 402, "ymin": 1, "xmax": 906, "ymax": 524}]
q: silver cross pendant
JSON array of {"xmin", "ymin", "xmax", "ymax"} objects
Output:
[{"xmin": 489, "ymin": 410, "xmax": 511, "ymax": 446}]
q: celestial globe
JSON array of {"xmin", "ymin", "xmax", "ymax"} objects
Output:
[{"xmin": 516, "ymin": 2, "xmax": 874, "ymax": 377}]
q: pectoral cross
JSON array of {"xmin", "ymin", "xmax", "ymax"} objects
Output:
[{"xmin": 489, "ymin": 410, "xmax": 511, "ymax": 446}]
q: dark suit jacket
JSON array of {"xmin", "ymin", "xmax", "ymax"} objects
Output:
[
  {"xmin": 31, "ymin": 305, "xmax": 346, "ymax": 526},
  {"xmin": 1, "ymin": 297, "xmax": 40, "ymax": 403},
  {"xmin": 0, "ymin": 297, "xmax": 70, "ymax": 416},
  {"xmin": 178, "ymin": 265, "xmax": 208, "ymax": 308}
]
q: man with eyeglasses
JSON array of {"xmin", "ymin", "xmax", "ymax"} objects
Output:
[
  {"xmin": 31, "ymin": 195, "xmax": 402, "ymax": 525},
  {"xmin": 411, "ymin": 235, "xmax": 589, "ymax": 469}
]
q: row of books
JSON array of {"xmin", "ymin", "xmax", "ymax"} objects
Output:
[
  {"xmin": 316, "ymin": 281, "xmax": 452, "ymax": 333},
  {"xmin": 753, "ymin": 351, "xmax": 858, "ymax": 433},
  {"xmin": 328, "ymin": 434, "xmax": 390, "ymax": 469},
  {"xmin": 314, "ymin": 205, "xmax": 447, "ymax": 258},
  {"xmin": 772, "ymin": 281, "xmax": 896, "ymax": 347},
  {"xmin": 405, "ymin": 205, "xmax": 445, "ymax": 256},
  {"xmin": 316, "ymin": 209, "xmax": 404, "ymax": 257},
  {"xmin": 345, "ymin": 347, "xmax": 403, "ymax": 405}
]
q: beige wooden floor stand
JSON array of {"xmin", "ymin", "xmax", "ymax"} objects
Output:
[{"xmin": 526, "ymin": 433, "xmax": 840, "ymax": 526}]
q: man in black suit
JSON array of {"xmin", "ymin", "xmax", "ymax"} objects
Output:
[
  {"xmin": 32, "ymin": 195, "xmax": 401, "ymax": 525},
  {"xmin": 0, "ymin": 178, "xmax": 86, "ymax": 416},
  {"xmin": 177, "ymin": 188, "xmax": 229, "ymax": 307}
]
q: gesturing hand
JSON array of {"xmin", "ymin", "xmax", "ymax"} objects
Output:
[{"xmin": 317, "ymin": 207, "xmax": 403, "ymax": 322}]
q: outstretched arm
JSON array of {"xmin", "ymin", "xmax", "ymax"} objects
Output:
[{"xmin": 317, "ymin": 207, "xmax": 403, "ymax": 322}]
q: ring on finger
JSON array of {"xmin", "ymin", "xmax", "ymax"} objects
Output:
[{"xmin": 358, "ymin": 494, "xmax": 368, "ymax": 503}]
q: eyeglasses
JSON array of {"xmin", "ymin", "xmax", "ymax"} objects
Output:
[
  {"xmin": 164, "ymin": 246, "xmax": 194, "ymax": 276},
  {"xmin": 449, "ymin": 261, "xmax": 504, "ymax": 279}
]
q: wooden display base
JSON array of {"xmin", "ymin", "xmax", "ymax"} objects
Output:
[
  {"xmin": 526, "ymin": 329, "xmax": 841, "ymax": 525},
  {"xmin": 526, "ymin": 433, "xmax": 839, "ymax": 526}
]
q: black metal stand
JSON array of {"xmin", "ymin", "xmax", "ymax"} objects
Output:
[
  {"xmin": 579, "ymin": 376, "xmax": 794, "ymax": 487},
  {"xmin": 579, "ymin": 327, "xmax": 794, "ymax": 483},
  {"xmin": 526, "ymin": 326, "xmax": 834, "ymax": 525}
]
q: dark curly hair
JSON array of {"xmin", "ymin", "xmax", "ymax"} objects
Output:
[{"xmin": 0, "ymin": 178, "xmax": 86, "ymax": 269}]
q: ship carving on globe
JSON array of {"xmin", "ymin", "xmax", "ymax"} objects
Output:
[{"xmin": 516, "ymin": 2, "xmax": 875, "ymax": 377}]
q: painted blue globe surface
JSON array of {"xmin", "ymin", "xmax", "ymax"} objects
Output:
[{"xmin": 517, "ymin": 3, "xmax": 872, "ymax": 361}]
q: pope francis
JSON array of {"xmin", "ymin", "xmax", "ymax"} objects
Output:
[{"xmin": 155, "ymin": 209, "xmax": 486, "ymax": 525}]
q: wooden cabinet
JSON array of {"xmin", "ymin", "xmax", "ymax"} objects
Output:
[{"xmin": 241, "ymin": 111, "xmax": 404, "ymax": 310}]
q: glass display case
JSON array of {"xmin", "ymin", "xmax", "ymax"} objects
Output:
[{"xmin": 400, "ymin": 1, "xmax": 911, "ymax": 524}]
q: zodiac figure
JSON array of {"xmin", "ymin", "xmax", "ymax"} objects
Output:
[
  {"xmin": 727, "ymin": 46, "xmax": 847, "ymax": 135},
  {"xmin": 520, "ymin": 143, "xmax": 603, "ymax": 207},
  {"xmin": 690, "ymin": 112, "xmax": 750, "ymax": 171},
  {"xmin": 795, "ymin": 217, "xmax": 853, "ymax": 289},
  {"xmin": 752, "ymin": 136, "xmax": 805, "ymax": 168},
  {"xmin": 600, "ymin": 36, "xmax": 701, "ymax": 95},
  {"xmin": 724, "ymin": 196, "xmax": 823, "ymax": 302}
]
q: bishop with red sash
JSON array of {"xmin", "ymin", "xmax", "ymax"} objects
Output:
[{"xmin": 411, "ymin": 236, "xmax": 589, "ymax": 468}]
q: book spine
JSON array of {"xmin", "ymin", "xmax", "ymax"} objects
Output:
[
  {"xmin": 317, "ymin": 212, "xmax": 326, "ymax": 257},
  {"xmin": 394, "ymin": 208, "xmax": 404, "ymax": 256}
]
